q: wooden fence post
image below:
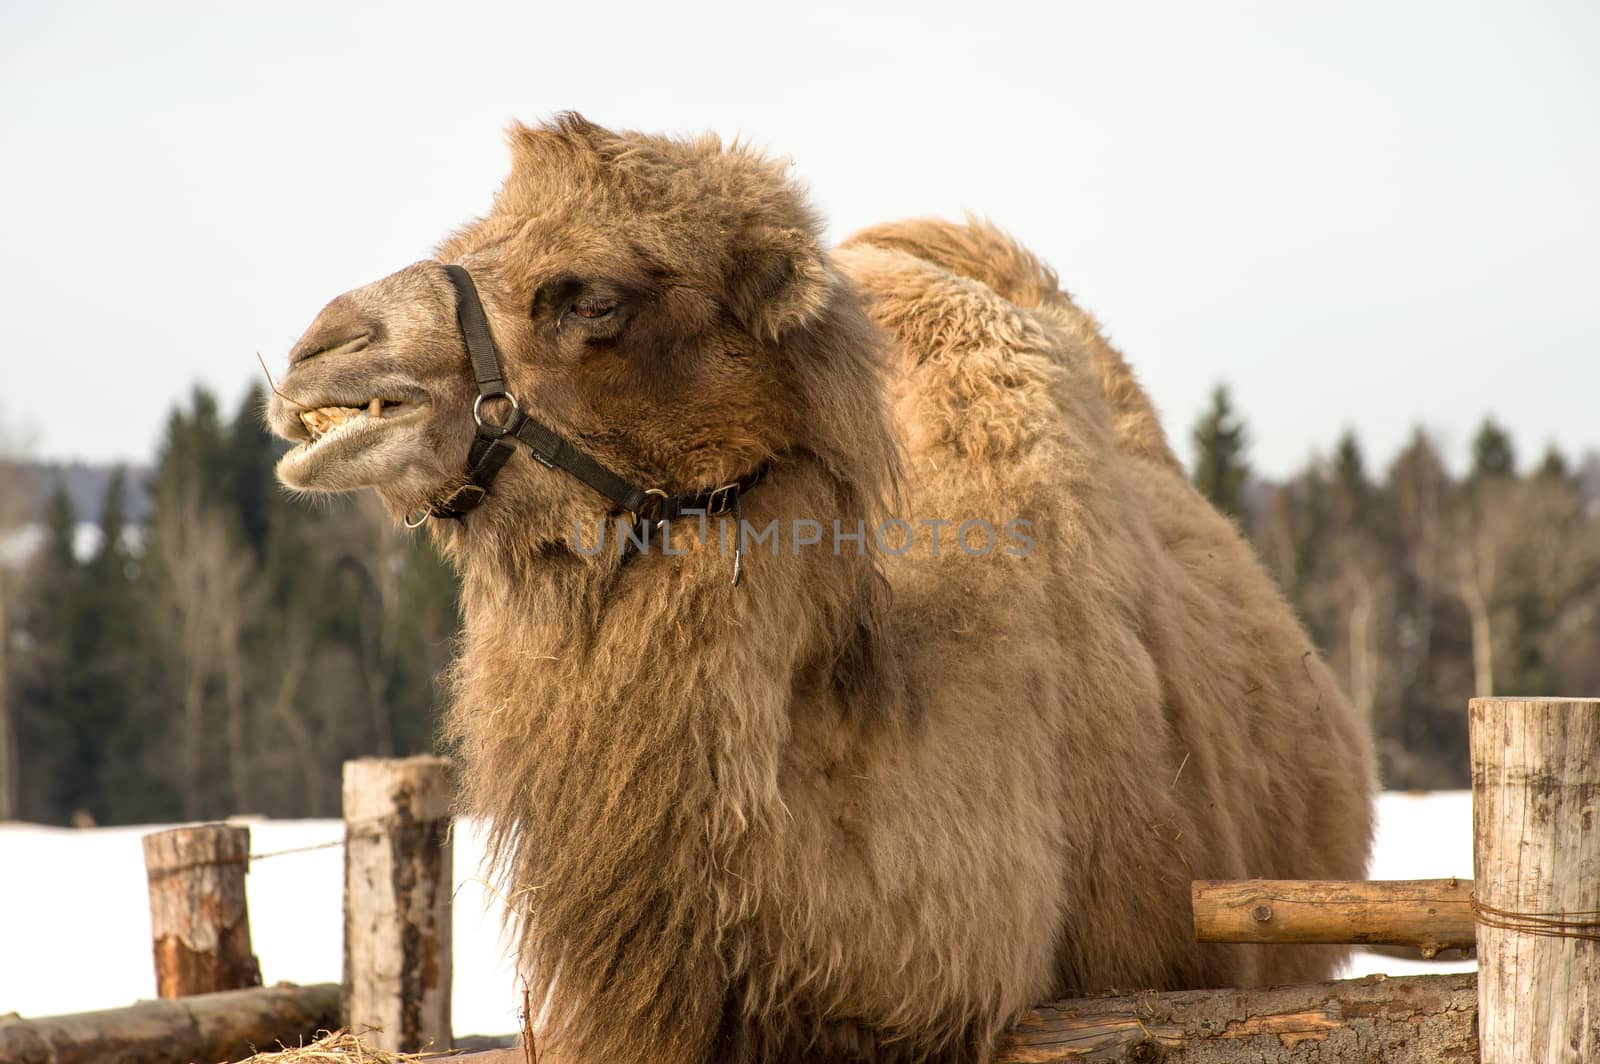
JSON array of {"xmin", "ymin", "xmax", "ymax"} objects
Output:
[
  {"xmin": 343, "ymin": 756, "xmax": 454, "ymax": 1053},
  {"xmin": 141, "ymin": 823, "xmax": 261, "ymax": 997},
  {"xmin": 1471, "ymin": 696, "xmax": 1600, "ymax": 1063}
]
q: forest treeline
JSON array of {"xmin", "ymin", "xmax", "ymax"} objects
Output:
[
  {"xmin": 0, "ymin": 384, "xmax": 458, "ymax": 824},
  {"xmin": 1195, "ymin": 386, "xmax": 1599, "ymax": 789},
  {"xmin": 1, "ymin": 383, "xmax": 1597, "ymax": 823}
]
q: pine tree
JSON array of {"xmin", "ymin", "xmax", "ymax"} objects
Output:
[
  {"xmin": 152, "ymin": 386, "xmax": 231, "ymax": 516},
  {"xmin": 0, "ymin": 461, "xmax": 22, "ymax": 821},
  {"xmin": 1191, "ymin": 384, "xmax": 1250, "ymax": 520},
  {"xmin": 224, "ymin": 383, "xmax": 278, "ymax": 561},
  {"xmin": 1375, "ymin": 430, "xmax": 1466, "ymax": 788},
  {"xmin": 14, "ymin": 483, "xmax": 85, "ymax": 821},
  {"xmin": 86, "ymin": 470, "xmax": 176, "ymax": 821},
  {"xmin": 1331, "ymin": 429, "xmax": 1372, "ymax": 527},
  {"xmin": 8, "ymin": 471, "xmax": 173, "ymax": 824},
  {"xmin": 40, "ymin": 481, "xmax": 76, "ymax": 572},
  {"xmin": 1535, "ymin": 444, "xmax": 1570, "ymax": 482},
  {"xmin": 1277, "ymin": 459, "xmax": 1326, "ymax": 596},
  {"xmin": 1470, "ymin": 419, "xmax": 1516, "ymax": 481}
]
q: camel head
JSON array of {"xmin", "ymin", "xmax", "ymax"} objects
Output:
[{"xmin": 267, "ymin": 114, "xmax": 875, "ymax": 545}]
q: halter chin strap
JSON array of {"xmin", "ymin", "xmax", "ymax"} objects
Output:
[{"xmin": 424, "ymin": 264, "xmax": 767, "ymax": 548}]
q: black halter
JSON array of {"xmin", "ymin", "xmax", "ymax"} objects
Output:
[{"xmin": 423, "ymin": 264, "xmax": 766, "ymax": 551}]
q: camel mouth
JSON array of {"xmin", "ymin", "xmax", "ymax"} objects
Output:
[
  {"xmin": 296, "ymin": 397, "xmax": 418, "ymax": 442},
  {"xmin": 274, "ymin": 391, "xmax": 434, "ymax": 491}
]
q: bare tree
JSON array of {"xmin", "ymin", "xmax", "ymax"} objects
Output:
[
  {"xmin": 258, "ymin": 612, "xmax": 319, "ymax": 814},
  {"xmin": 1333, "ymin": 538, "xmax": 1385, "ymax": 724},
  {"xmin": 152, "ymin": 485, "xmax": 255, "ymax": 817},
  {"xmin": 1449, "ymin": 475, "xmax": 1534, "ymax": 699},
  {"xmin": 331, "ymin": 495, "xmax": 408, "ymax": 758}
]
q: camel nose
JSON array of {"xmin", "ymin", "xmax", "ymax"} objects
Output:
[{"xmin": 288, "ymin": 293, "xmax": 380, "ymax": 366}]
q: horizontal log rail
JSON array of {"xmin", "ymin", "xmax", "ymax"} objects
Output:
[
  {"xmin": 1192, "ymin": 878, "xmax": 1476, "ymax": 956},
  {"xmin": 995, "ymin": 971, "xmax": 1476, "ymax": 1062},
  {"xmin": 0, "ymin": 983, "xmax": 338, "ymax": 1064},
  {"xmin": 445, "ymin": 973, "xmax": 1477, "ymax": 1064}
]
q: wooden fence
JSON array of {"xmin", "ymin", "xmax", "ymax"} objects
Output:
[{"xmin": 0, "ymin": 697, "xmax": 1594, "ymax": 1063}]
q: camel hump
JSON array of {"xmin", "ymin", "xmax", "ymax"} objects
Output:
[
  {"xmin": 841, "ymin": 217, "xmax": 1185, "ymax": 474},
  {"xmin": 842, "ymin": 215, "xmax": 1061, "ymax": 309}
]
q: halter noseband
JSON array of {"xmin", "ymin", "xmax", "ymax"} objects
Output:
[{"xmin": 421, "ymin": 264, "xmax": 765, "ymax": 578}]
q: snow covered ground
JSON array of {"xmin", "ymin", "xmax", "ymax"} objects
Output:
[
  {"xmin": 0, "ymin": 791, "xmax": 1473, "ymax": 1037},
  {"xmin": 0, "ymin": 817, "xmax": 522, "ymax": 1036}
]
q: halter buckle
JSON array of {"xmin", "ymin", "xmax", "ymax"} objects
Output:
[
  {"xmin": 706, "ymin": 482, "xmax": 740, "ymax": 516},
  {"xmin": 442, "ymin": 483, "xmax": 489, "ymax": 510},
  {"xmin": 421, "ymin": 483, "xmax": 489, "ymax": 523}
]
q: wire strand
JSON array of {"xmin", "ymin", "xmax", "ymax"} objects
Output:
[{"xmin": 1472, "ymin": 896, "xmax": 1600, "ymax": 942}]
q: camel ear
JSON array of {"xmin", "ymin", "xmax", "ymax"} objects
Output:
[
  {"xmin": 727, "ymin": 225, "xmax": 832, "ymax": 341},
  {"xmin": 547, "ymin": 112, "xmax": 618, "ymax": 155},
  {"xmin": 508, "ymin": 113, "xmax": 619, "ymax": 168}
]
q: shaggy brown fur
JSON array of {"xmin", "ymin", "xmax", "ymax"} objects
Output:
[{"xmin": 267, "ymin": 115, "xmax": 1374, "ymax": 1064}]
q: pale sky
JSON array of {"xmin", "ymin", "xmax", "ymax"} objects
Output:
[{"xmin": 2, "ymin": 0, "xmax": 1595, "ymax": 478}]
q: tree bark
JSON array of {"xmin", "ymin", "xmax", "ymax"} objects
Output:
[
  {"xmin": 142, "ymin": 823, "xmax": 261, "ymax": 997},
  {"xmin": 0, "ymin": 983, "xmax": 338, "ymax": 1064},
  {"xmin": 446, "ymin": 974, "xmax": 1478, "ymax": 1064},
  {"xmin": 995, "ymin": 973, "xmax": 1477, "ymax": 1062},
  {"xmin": 1471, "ymin": 697, "xmax": 1600, "ymax": 1063},
  {"xmin": 343, "ymin": 756, "xmax": 453, "ymax": 1053}
]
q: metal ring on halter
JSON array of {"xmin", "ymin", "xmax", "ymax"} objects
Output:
[
  {"xmin": 403, "ymin": 510, "xmax": 429, "ymax": 529},
  {"xmin": 638, "ymin": 487, "xmax": 670, "ymax": 528},
  {"xmin": 473, "ymin": 390, "xmax": 520, "ymax": 433}
]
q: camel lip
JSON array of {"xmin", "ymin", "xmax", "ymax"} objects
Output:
[
  {"xmin": 274, "ymin": 400, "xmax": 435, "ymax": 489},
  {"xmin": 268, "ymin": 379, "xmax": 432, "ymax": 442}
]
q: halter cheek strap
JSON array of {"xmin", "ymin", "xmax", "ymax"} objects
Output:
[{"xmin": 423, "ymin": 265, "xmax": 766, "ymax": 577}]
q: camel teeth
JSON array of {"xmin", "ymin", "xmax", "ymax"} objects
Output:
[{"xmin": 299, "ymin": 403, "xmax": 376, "ymax": 443}]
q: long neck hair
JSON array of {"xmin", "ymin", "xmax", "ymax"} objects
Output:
[{"xmin": 441, "ymin": 278, "xmax": 902, "ymax": 1062}]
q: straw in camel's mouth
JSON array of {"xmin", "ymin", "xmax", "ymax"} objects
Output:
[{"xmin": 299, "ymin": 398, "xmax": 414, "ymax": 443}]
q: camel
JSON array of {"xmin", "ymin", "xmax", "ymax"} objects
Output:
[{"xmin": 267, "ymin": 114, "xmax": 1374, "ymax": 1064}]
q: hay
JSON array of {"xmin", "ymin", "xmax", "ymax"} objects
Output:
[
  {"xmin": 232, "ymin": 1029, "xmax": 449, "ymax": 1062},
  {"xmin": 230, "ymin": 983, "xmax": 540, "ymax": 1063}
]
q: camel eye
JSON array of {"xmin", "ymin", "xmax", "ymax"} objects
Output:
[{"xmin": 570, "ymin": 300, "xmax": 614, "ymax": 321}]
